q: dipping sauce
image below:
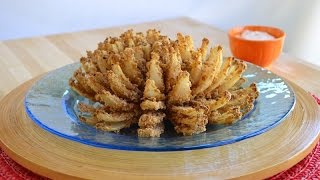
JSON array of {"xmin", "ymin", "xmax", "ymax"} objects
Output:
[{"xmin": 240, "ymin": 30, "xmax": 275, "ymax": 40}]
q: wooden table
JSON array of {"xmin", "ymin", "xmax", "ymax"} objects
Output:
[
  {"xmin": 0, "ymin": 17, "xmax": 319, "ymax": 99},
  {"xmin": 0, "ymin": 17, "xmax": 319, "ymax": 179}
]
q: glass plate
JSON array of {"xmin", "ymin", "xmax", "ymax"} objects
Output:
[{"xmin": 25, "ymin": 63, "xmax": 295, "ymax": 151}]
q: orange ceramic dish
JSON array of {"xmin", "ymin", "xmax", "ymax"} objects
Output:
[{"xmin": 228, "ymin": 26, "xmax": 285, "ymax": 67}]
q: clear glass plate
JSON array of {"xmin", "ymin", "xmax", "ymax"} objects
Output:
[{"xmin": 25, "ymin": 63, "xmax": 295, "ymax": 151}]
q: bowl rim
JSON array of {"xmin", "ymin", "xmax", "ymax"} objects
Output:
[{"xmin": 228, "ymin": 25, "xmax": 286, "ymax": 42}]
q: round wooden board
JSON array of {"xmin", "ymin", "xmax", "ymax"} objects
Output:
[{"xmin": 0, "ymin": 77, "xmax": 319, "ymax": 180}]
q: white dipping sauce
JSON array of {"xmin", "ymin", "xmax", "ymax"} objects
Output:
[{"xmin": 241, "ymin": 30, "xmax": 275, "ymax": 40}]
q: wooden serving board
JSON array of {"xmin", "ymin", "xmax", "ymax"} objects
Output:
[{"xmin": 0, "ymin": 75, "xmax": 319, "ymax": 179}]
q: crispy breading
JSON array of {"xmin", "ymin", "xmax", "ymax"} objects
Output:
[
  {"xmin": 208, "ymin": 106, "xmax": 242, "ymax": 125},
  {"xmin": 231, "ymin": 83, "xmax": 259, "ymax": 99},
  {"xmin": 142, "ymin": 79, "xmax": 165, "ymax": 101},
  {"xmin": 189, "ymin": 50, "xmax": 202, "ymax": 85},
  {"xmin": 79, "ymin": 116, "xmax": 98, "ymax": 126},
  {"xmin": 218, "ymin": 60, "xmax": 247, "ymax": 92},
  {"xmin": 95, "ymin": 90, "xmax": 136, "ymax": 111},
  {"xmin": 176, "ymin": 33, "xmax": 192, "ymax": 67},
  {"xmin": 174, "ymin": 116, "xmax": 207, "ymax": 136},
  {"xmin": 170, "ymin": 104, "xmax": 208, "ymax": 136},
  {"xmin": 168, "ymin": 71, "xmax": 192, "ymax": 105},
  {"xmin": 72, "ymin": 68, "xmax": 96, "ymax": 95},
  {"xmin": 95, "ymin": 50, "xmax": 109, "ymax": 73},
  {"xmin": 138, "ymin": 112, "xmax": 165, "ymax": 137},
  {"xmin": 199, "ymin": 38, "xmax": 209, "ymax": 62},
  {"xmin": 120, "ymin": 48, "xmax": 144, "ymax": 87},
  {"xmin": 191, "ymin": 46, "xmax": 222, "ymax": 97},
  {"xmin": 80, "ymin": 58, "xmax": 95, "ymax": 74},
  {"xmin": 137, "ymin": 125, "xmax": 164, "ymax": 137},
  {"xmin": 140, "ymin": 100, "xmax": 166, "ymax": 111},
  {"xmin": 165, "ymin": 49, "xmax": 182, "ymax": 92},
  {"xmin": 95, "ymin": 110, "xmax": 138, "ymax": 123},
  {"xmin": 105, "ymin": 70, "xmax": 140, "ymax": 102},
  {"xmin": 138, "ymin": 112, "xmax": 165, "ymax": 128},
  {"xmin": 146, "ymin": 29, "xmax": 161, "ymax": 44},
  {"xmin": 204, "ymin": 57, "xmax": 233, "ymax": 96},
  {"xmin": 78, "ymin": 102, "xmax": 96, "ymax": 114},
  {"xmin": 86, "ymin": 73, "xmax": 109, "ymax": 93},
  {"xmin": 146, "ymin": 53, "xmax": 165, "ymax": 92},
  {"xmin": 111, "ymin": 63, "xmax": 139, "ymax": 92},
  {"xmin": 95, "ymin": 120, "xmax": 132, "ymax": 132},
  {"xmin": 69, "ymin": 79, "xmax": 95, "ymax": 101},
  {"xmin": 170, "ymin": 105, "xmax": 206, "ymax": 118},
  {"xmin": 69, "ymin": 29, "xmax": 259, "ymax": 137},
  {"xmin": 200, "ymin": 91, "xmax": 232, "ymax": 111},
  {"xmin": 229, "ymin": 77, "xmax": 247, "ymax": 91}
]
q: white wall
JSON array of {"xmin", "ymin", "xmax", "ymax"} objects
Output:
[{"xmin": 1, "ymin": 0, "xmax": 319, "ymax": 65}]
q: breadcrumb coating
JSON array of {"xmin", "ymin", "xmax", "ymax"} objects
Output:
[{"xmin": 69, "ymin": 29, "xmax": 259, "ymax": 137}]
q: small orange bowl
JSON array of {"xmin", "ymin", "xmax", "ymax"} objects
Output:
[{"xmin": 228, "ymin": 25, "xmax": 285, "ymax": 67}]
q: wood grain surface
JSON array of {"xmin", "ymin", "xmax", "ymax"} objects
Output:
[
  {"xmin": 0, "ymin": 17, "xmax": 319, "ymax": 179},
  {"xmin": 0, "ymin": 17, "xmax": 319, "ymax": 100},
  {"xmin": 0, "ymin": 76, "xmax": 319, "ymax": 179}
]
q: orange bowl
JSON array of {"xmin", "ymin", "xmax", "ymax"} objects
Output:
[{"xmin": 228, "ymin": 25, "xmax": 285, "ymax": 67}]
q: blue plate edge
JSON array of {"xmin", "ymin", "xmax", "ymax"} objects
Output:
[
  {"xmin": 24, "ymin": 94, "xmax": 296, "ymax": 152},
  {"xmin": 22, "ymin": 63, "xmax": 297, "ymax": 152}
]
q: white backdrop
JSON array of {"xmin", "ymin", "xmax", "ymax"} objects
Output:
[{"xmin": 1, "ymin": 0, "xmax": 319, "ymax": 65}]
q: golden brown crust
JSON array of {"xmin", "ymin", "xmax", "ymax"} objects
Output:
[
  {"xmin": 137, "ymin": 126, "xmax": 164, "ymax": 138},
  {"xmin": 138, "ymin": 112, "xmax": 165, "ymax": 137},
  {"xmin": 140, "ymin": 100, "xmax": 166, "ymax": 111},
  {"xmin": 167, "ymin": 71, "xmax": 192, "ymax": 105},
  {"xmin": 191, "ymin": 46, "xmax": 223, "ymax": 97},
  {"xmin": 138, "ymin": 112, "xmax": 165, "ymax": 128},
  {"xmin": 69, "ymin": 29, "xmax": 259, "ymax": 136},
  {"xmin": 69, "ymin": 79, "xmax": 96, "ymax": 101}
]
